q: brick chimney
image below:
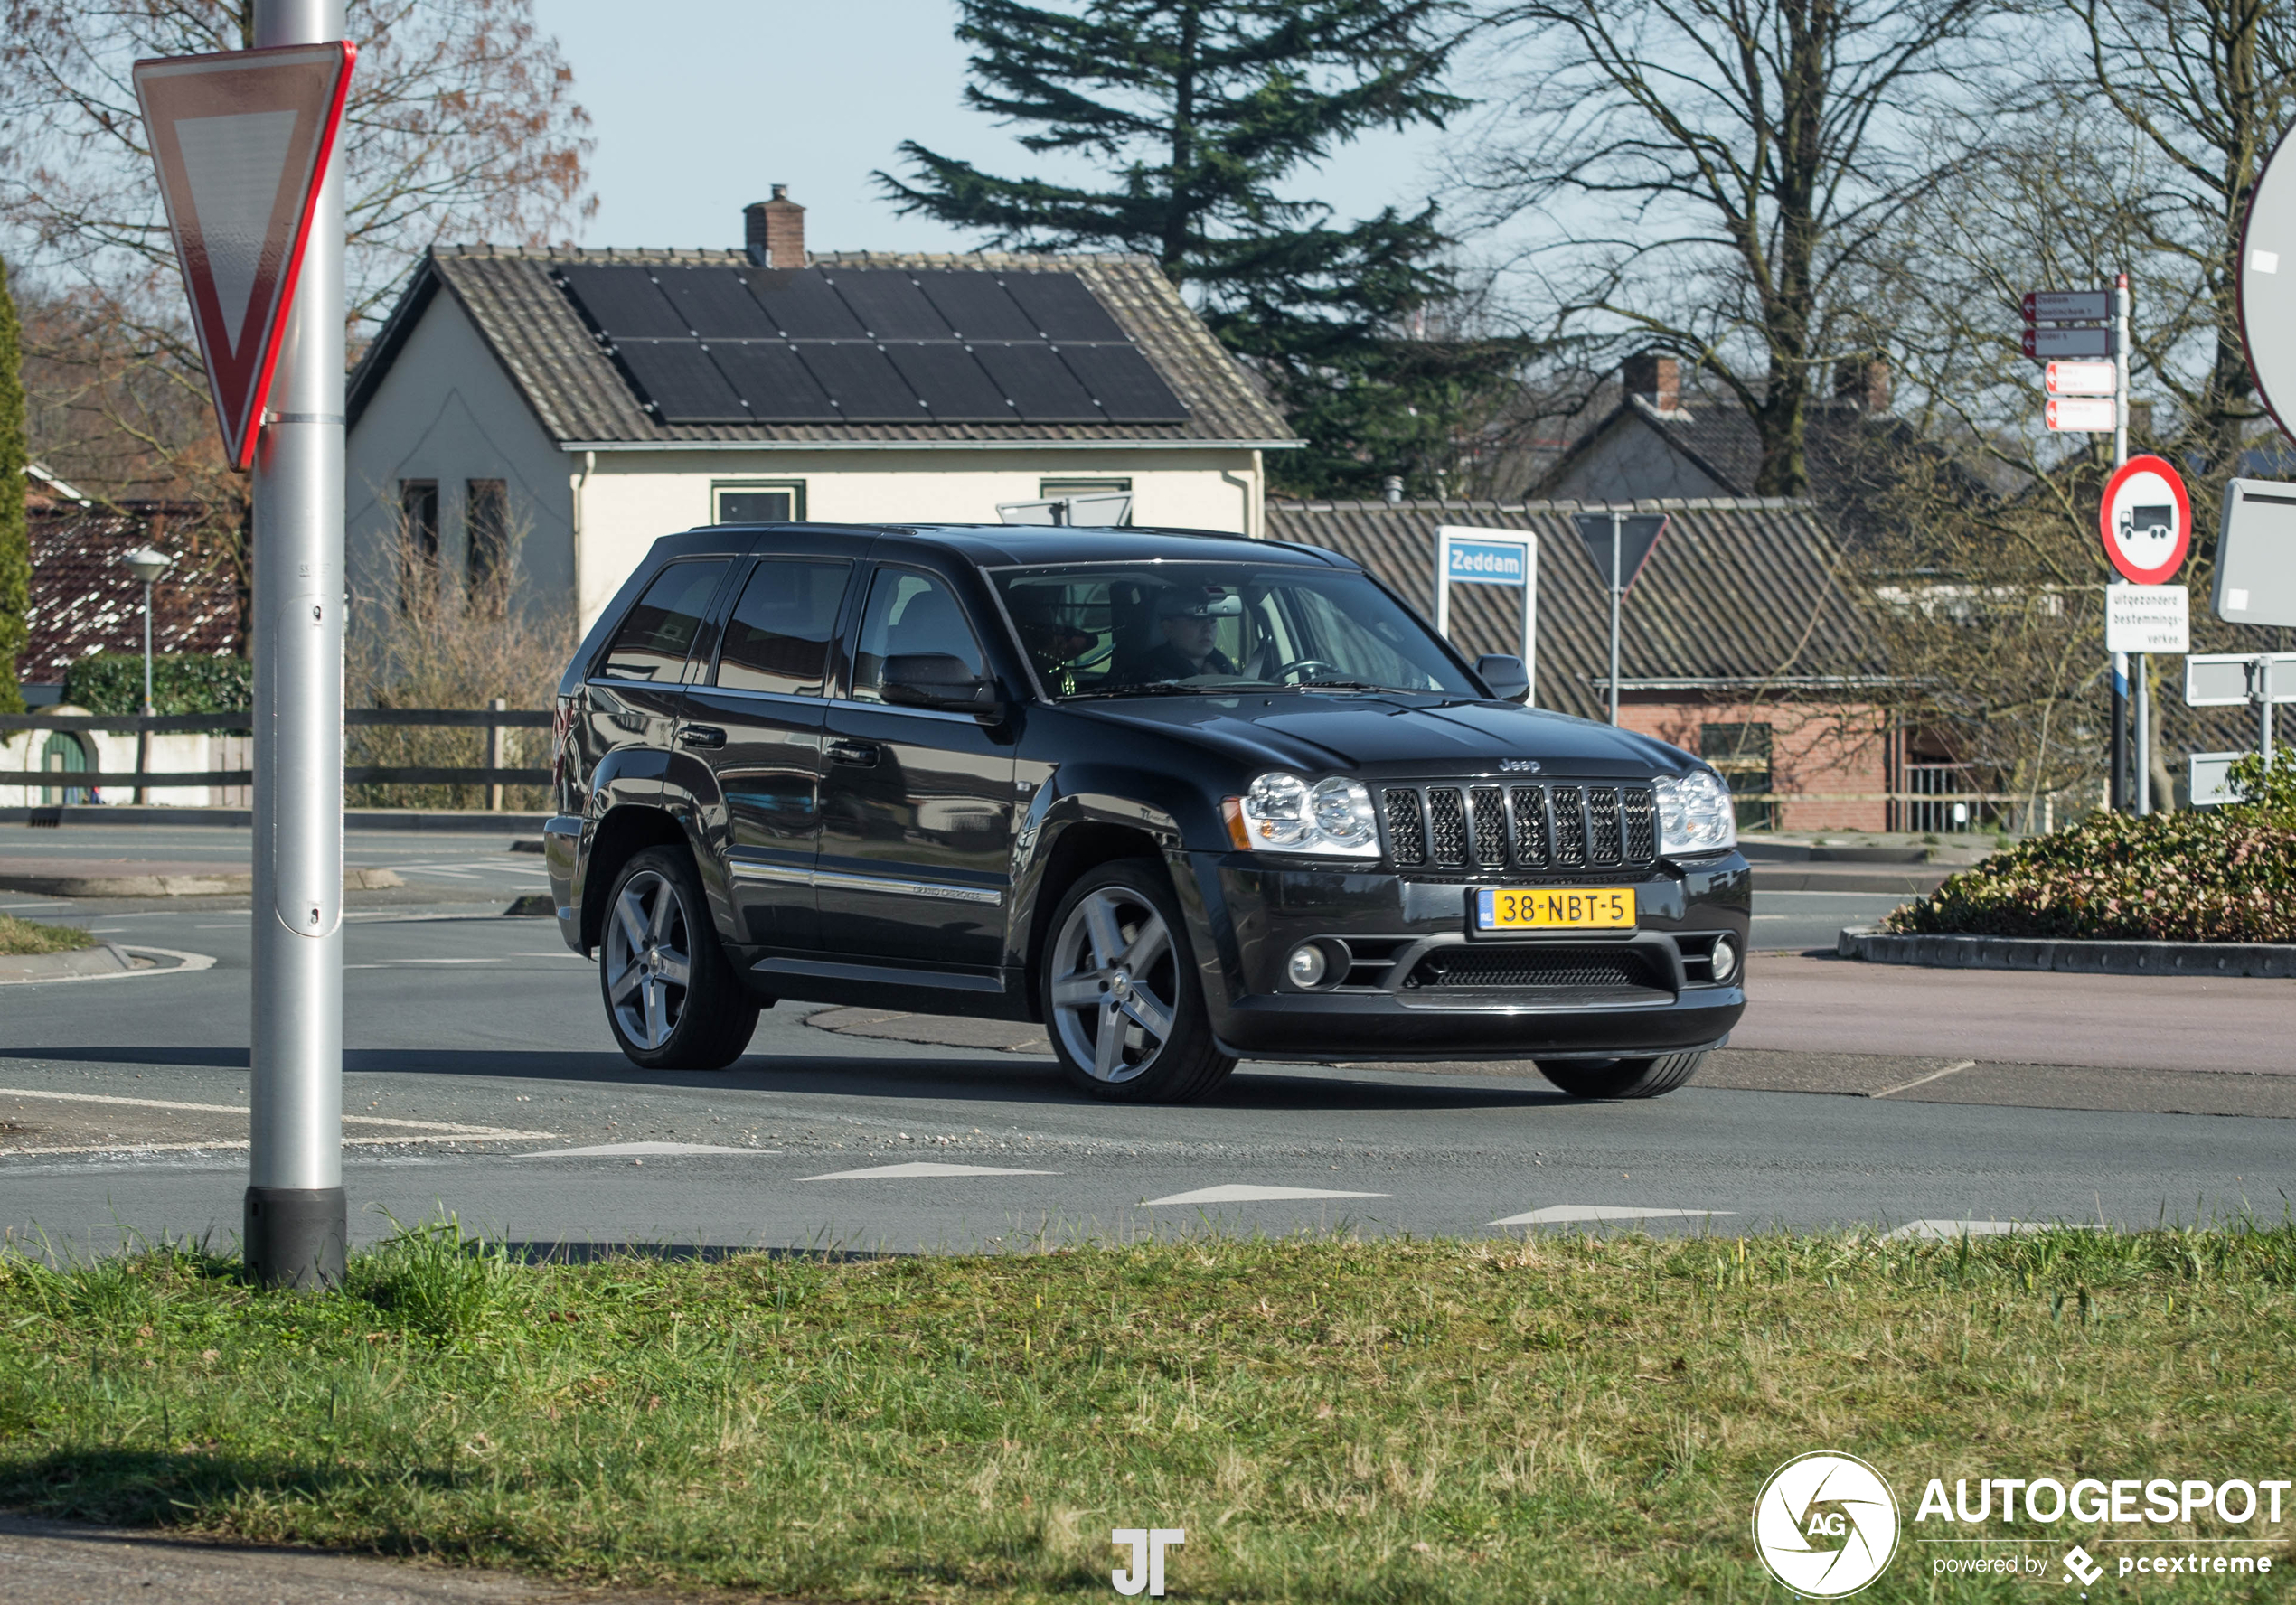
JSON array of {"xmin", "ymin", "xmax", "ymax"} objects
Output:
[
  {"xmin": 1833, "ymin": 357, "xmax": 1891, "ymax": 413},
  {"xmin": 744, "ymin": 184, "xmax": 805, "ymax": 268},
  {"xmin": 1622, "ymin": 351, "xmax": 1680, "ymax": 413}
]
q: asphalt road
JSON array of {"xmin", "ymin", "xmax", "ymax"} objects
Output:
[{"xmin": 1, "ymin": 847, "xmax": 2289, "ymax": 1260}]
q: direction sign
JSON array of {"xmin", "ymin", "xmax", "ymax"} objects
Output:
[
  {"xmin": 2046, "ymin": 397, "xmax": 2116, "ymax": 432},
  {"xmin": 2098, "ymin": 455, "xmax": 2190, "ymax": 584},
  {"xmin": 2105, "ymin": 584, "xmax": 2188, "ymax": 652},
  {"xmin": 2214, "ymin": 479, "xmax": 2296, "ymax": 626},
  {"xmin": 2045, "ymin": 360, "xmax": 2117, "ymax": 397},
  {"xmin": 2022, "ymin": 326, "xmax": 2113, "ymax": 361},
  {"xmin": 1571, "ymin": 512, "xmax": 1669, "ymax": 595},
  {"xmin": 2186, "ymin": 652, "xmax": 2296, "ymax": 706},
  {"xmin": 2024, "ymin": 289, "xmax": 2113, "ymax": 323},
  {"xmin": 134, "ymin": 42, "xmax": 355, "ymax": 469}
]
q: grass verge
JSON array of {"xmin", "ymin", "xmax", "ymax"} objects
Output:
[
  {"xmin": 0, "ymin": 912, "xmax": 95, "ymax": 956},
  {"xmin": 2, "ymin": 1221, "xmax": 2291, "ymax": 1601}
]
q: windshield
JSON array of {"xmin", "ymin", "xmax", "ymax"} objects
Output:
[{"xmin": 992, "ymin": 563, "xmax": 1479, "ymax": 699}]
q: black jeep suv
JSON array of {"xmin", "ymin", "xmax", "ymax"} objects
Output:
[{"xmin": 545, "ymin": 522, "xmax": 1748, "ymax": 1103}]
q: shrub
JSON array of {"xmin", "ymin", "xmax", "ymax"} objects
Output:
[
  {"xmin": 1883, "ymin": 795, "xmax": 2296, "ymax": 943},
  {"xmin": 60, "ymin": 652, "xmax": 250, "ymax": 716}
]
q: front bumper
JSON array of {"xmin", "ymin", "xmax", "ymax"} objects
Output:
[{"xmin": 1182, "ymin": 850, "xmax": 1750, "ymax": 1063}]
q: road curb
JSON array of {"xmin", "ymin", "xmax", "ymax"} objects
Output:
[
  {"xmin": 1838, "ymin": 926, "xmax": 2296, "ymax": 979},
  {"xmin": 0, "ymin": 945, "xmax": 216, "ymax": 985},
  {"xmin": 0, "ymin": 867, "xmax": 403, "ymax": 897}
]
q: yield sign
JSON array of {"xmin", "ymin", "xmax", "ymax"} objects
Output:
[
  {"xmin": 1570, "ymin": 512, "xmax": 1670, "ymax": 596},
  {"xmin": 135, "ymin": 42, "xmax": 355, "ymax": 469}
]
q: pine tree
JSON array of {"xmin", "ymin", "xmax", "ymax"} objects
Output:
[
  {"xmin": 0, "ymin": 258, "xmax": 28, "ymax": 715},
  {"xmin": 879, "ymin": 0, "xmax": 1523, "ymax": 495}
]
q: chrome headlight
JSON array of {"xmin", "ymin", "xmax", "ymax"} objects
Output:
[
  {"xmin": 1655, "ymin": 768, "xmax": 1737, "ymax": 855},
  {"xmin": 1237, "ymin": 772, "xmax": 1379, "ymax": 857}
]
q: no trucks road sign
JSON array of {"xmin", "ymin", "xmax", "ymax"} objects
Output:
[
  {"xmin": 134, "ymin": 42, "xmax": 355, "ymax": 469},
  {"xmin": 2099, "ymin": 455, "xmax": 2191, "ymax": 585}
]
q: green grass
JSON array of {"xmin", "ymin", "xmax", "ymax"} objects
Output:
[
  {"xmin": 0, "ymin": 912, "xmax": 94, "ymax": 956},
  {"xmin": 3, "ymin": 1220, "xmax": 2292, "ymax": 1600}
]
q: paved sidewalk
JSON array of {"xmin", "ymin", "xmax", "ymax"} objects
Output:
[{"xmin": 0, "ymin": 1513, "xmax": 694, "ymax": 1605}]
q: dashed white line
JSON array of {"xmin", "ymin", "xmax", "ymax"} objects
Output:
[
  {"xmin": 1490, "ymin": 1205, "xmax": 1732, "ymax": 1225},
  {"xmin": 804, "ymin": 1160, "xmax": 1058, "ymax": 1180},
  {"xmin": 1142, "ymin": 1183, "xmax": 1386, "ymax": 1206}
]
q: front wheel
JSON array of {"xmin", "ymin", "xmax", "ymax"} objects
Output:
[
  {"xmin": 1040, "ymin": 859, "xmax": 1234, "ymax": 1103},
  {"xmin": 1536, "ymin": 1052, "xmax": 1704, "ymax": 1100},
  {"xmin": 598, "ymin": 846, "xmax": 758, "ymax": 1070}
]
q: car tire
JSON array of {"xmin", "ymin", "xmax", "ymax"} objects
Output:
[
  {"xmin": 1040, "ymin": 859, "xmax": 1235, "ymax": 1103},
  {"xmin": 598, "ymin": 845, "xmax": 758, "ymax": 1070},
  {"xmin": 1536, "ymin": 1051, "xmax": 1704, "ymax": 1100}
]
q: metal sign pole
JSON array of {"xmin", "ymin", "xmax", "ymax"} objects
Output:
[
  {"xmin": 1434, "ymin": 528, "xmax": 1451, "ymax": 643},
  {"xmin": 1520, "ymin": 540, "xmax": 1537, "ymax": 708},
  {"xmin": 2265, "ymin": 656, "xmax": 2278, "ymax": 763},
  {"xmin": 2115, "ymin": 272, "xmax": 2151, "ymax": 814},
  {"xmin": 1608, "ymin": 512, "xmax": 1623, "ymax": 727},
  {"xmin": 245, "ymin": 0, "xmax": 347, "ymax": 1287}
]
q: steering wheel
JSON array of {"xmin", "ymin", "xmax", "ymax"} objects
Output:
[{"xmin": 1275, "ymin": 658, "xmax": 1341, "ymax": 684}]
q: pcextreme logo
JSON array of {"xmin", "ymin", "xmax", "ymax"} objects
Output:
[{"xmin": 1753, "ymin": 1451, "xmax": 1902, "ymax": 1598}]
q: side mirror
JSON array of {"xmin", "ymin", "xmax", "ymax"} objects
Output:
[
  {"xmin": 1475, "ymin": 653, "xmax": 1530, "ymax": 704},
  {"xmin": 881, "ymin": 652, "xmax": 1002, "ymax": 717}
]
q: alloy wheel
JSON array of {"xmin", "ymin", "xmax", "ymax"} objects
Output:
[
  {"xmin": 1048, "ymin": 885, "xmax": 1178, "ymax": 1083},
  {"xmin": 604, "ymin": 868, "xmax": 693, "ymax": 1050}
]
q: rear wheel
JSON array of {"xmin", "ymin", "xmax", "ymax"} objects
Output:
[
  {"xmin": 1041, "ymin": 860, "xmax": 1234, "ymax": 1103},
  {"xmin": 1536, "ymin": 1052, "xmax": 1704, "ymax": 1100},
  {"xmin": 598, "ymin": 846, "xmax": 757, "ymax": 1070}
]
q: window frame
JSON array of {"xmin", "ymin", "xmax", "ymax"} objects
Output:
[
  {"xmin": 591, "ymin": 557, "xmax": 739, "ymax": 685},
  {"xmin": 712, "ymin": 480, "xmax": 807, "ymax": 525},
  {"xmin": 842, "ymin": 562, "xmax": 994, "ymax": 709},
  {"xmin": 704, "ymin": 555, "xmax": 857, "ymax": 699}
]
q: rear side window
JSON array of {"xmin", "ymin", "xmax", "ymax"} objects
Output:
[
  {"xmin": 714, "ymin": 558, "xmax": 850, "ymax": 696},
  {"xmin": 850, "ymin": 568, "xmax": 985, "ymax": 703},
  {"xmin": 599, "ymin": 559, "xmax": 729, "ymax": 680}
]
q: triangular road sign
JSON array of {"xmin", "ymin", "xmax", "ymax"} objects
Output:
[
  {"xmin": 135, "ymin": 42, "xmax": 355, "ymax": 470},
  {"xmin": 1570, "ymin": 512, "xmax": 1670, "ymax": 596}
]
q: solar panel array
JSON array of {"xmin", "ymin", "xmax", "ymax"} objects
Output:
[{"xmin": 555, "ymin": 265, "xmax": 1191, "ymax": 426}]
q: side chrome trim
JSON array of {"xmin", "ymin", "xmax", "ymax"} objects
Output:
[
  {"xmin": 753, "ymin": 955, "xmax": 1006, "ymax": 993},
  {"xmin": 728, "ymin": 858, "xmax": 1004, "ymax": 906}
]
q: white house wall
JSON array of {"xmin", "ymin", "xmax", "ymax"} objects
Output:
[
  {"xmin": 570, "ymin": 448, "xmax": 1264, "ymax": 633},
  {"xmin": 345, "ymin": 292, "xmax": 576, "ymax": 621}
]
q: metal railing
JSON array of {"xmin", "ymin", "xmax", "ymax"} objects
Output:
[{"xmin": 0, "ymin": 708, "xmax": 553, "ymax": 790}]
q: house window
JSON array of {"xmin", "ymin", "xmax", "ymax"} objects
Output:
[
  {"xmin": 466, "ymin": 479, "xmax": 510, "ymax": 601},
  {"xmin": 1700, "ymin": 722, "xmax": 1774, "ymax": 832},
  {"xmin": 714, "ymin": 482, "xmax": 805, "ymax": 524},
  {"xmin": 398, "ymin": 480, "xmax": 439, "ymax": 613},
  {"xmin": 1040, "ymin": 477, "xmax": 1132, "ymax": 498}
]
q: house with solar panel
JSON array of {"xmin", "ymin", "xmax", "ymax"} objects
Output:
[{"xmin": 345, "ymin": 188, "xmax": 1296, "ymax": 632}]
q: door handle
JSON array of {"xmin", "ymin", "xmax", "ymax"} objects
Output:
[
  {"xmin": 678, "ymin": 725, "xmax": 727, "ymax": 750},
  {"xmin": 827, "ymin": 739, "xmax": 880, "ymax": 767}
]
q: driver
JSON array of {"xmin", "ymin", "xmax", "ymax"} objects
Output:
[{"xmin": 1138, "ymin": 587, "xmax": 1238, "ymax": 680}]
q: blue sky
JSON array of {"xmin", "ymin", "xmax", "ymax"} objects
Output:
[{"xmin": 540, "ymin": 0, "xmax": 1454, "ymax": 256}]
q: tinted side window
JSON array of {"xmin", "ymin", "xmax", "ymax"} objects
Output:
[
  {"xmin": 599, "ymin": 559, "xmax": 730, "ymax": 680},
  {"xmin": 850, "ymin": 568, "xmax": 985, "ymax": 703},
  {"xmin": 715, "ymin": 558, "xmax": 850, "ymax": 696}
]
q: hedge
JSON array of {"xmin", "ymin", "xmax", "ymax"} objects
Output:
[{"xmin": 60, "ymin": 652, "xmax": 251, "ymax": 716}]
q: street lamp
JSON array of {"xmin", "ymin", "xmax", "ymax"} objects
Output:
[{"xmin": 122, "ymin": 546, "xmax": 173, "ymax": 804}]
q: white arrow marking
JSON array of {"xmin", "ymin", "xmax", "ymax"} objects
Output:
[
  {"xmin": 1141, "ymin": 1183, "xmax": 1388, "ymax": 1206},
  {"xmin": 1490, "ymin": 1205, "xmax": 1731, "ymax": 1225},
  {"xmin": 803, "ymin": 1160, "xmax": 1058, "ymax": 1179}
]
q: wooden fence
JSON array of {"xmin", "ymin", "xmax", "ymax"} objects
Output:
[{"xmin": 0, "ymin": 708, "xmax": 553, "ymax": 790}]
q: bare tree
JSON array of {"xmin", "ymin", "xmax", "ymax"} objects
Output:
[{"xmin": 1455, "ymin": 0, "xmax": 1990, "ymax": 494}]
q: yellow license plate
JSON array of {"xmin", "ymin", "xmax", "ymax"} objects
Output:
[{"xmin": 1474, "ymin": 886, "xmax": 1636, "ymax": 931}]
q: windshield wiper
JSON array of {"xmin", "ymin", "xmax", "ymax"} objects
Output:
[
  {"xmin": 1064, "ymin": 681, "xmax": 1252, "ymax": 700},
  {"xmin": 1289, "ymin": 678, "xmax": 1406, "ymax": 694}
]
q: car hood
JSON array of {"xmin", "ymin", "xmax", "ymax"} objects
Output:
[{"xmin": 1064, "ymin": 693, "xmax": 1689, "ymax": 779}]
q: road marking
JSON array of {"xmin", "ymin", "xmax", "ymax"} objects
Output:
[
  {"xmin": 1869, "ymin": 1059, "xmax": 1979, "ymax": 1098},
  {"xmin": 1883, "ymin": 1218, "xmax": 2063, "ymax": 1241},
  {"xmin": 0, "ymin": 1133, "xmax": 552, "ymax": 1157},
  {"xmin": 1142, "ymin": 1183, "xmax": 1388, "ymax": 1206},
  {"xmin": 0, "ymin": 1086, "xmax": 547, "ymax": 1138},
  {"xmin": 804, "ymin": 1160, "xmax": 1058, "ymax": 1180},
  {"xmin": 1490, "ymin": 1205, "xmax": 1733, "ymax": 1225},
  {"xmin": 518, "ymin": 1141, "xmax": 782, "ymax": 1159}
]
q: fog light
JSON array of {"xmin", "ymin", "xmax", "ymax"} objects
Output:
[
  {"xmin": 1710, "ymin": 935, "xmax": 1739, "ymax": 983},
  {"xmin": 1286, "ymin": 944, "xmax": 1329, "ymax": 988}
]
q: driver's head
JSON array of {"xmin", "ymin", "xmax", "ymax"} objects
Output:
[{"xmin": 1154, "ymin": 588, "xmax": 1228, "ymax": 664}]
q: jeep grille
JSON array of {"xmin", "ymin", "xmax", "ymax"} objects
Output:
[{"xmin": 1377, "ymin": 782, "xmax": 1661, "ymax": 873}]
